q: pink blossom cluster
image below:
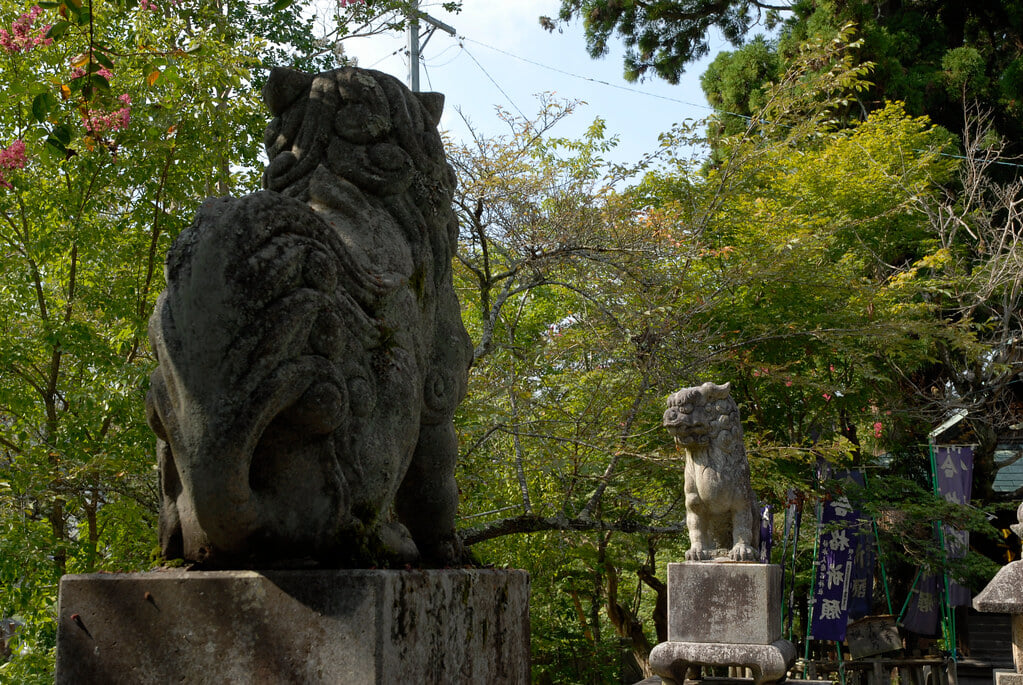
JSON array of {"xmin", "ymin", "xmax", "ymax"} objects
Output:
[
  {"xmin": 0, "ymin": 139, "xmax": 27, "ymax": 189},
  {"xmin": 338, "ymin": 0, "xmax": 365, "ymax": 6},
  {"xmin": 0, "ymin": 5, "xmax": 52, "ymax": 53},
  {"xmin": 138, "ymin": 0, "xmax": 157, "ymax": 11},
  {"xmin": 70, "ymin": 64, "xmax": 114, "ymax": 80},
  {"xmin": 83, "ymin": 94, "xmax": 132, "ymax": 135}
]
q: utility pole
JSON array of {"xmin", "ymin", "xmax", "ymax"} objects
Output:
[
  {"xmin": 407, "ymin": 0, "xmax": 420, "ymax": 92},
  {"xmin": 405, "ymin": 0, "xmax": 456, "ymax": 92}
]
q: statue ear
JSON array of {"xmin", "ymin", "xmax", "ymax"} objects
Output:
[
  {"xmin": 706, "ymin": 381, "xmax": 731, "ymax": 400},
  {"xmin": 263, "ymin": 67, "xmax": 313, "ymax": 116},
  {"xmin": 416, "ymin": 91, "xmax": 445, "ymax": 128}
]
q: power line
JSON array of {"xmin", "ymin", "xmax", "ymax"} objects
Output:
[
  {"xmin": 367, "ymin": 46, "xmax": 404, "ymax": 69},
  {"xmin": 459, "ymin": 42, "xmax": 528, "ymax": 122},
  {"xmin": 371, "ymin": 28, "xmax": 1023, "ymax": 173},
  {"xmin": 458, "ymin": 36, "xmax": 725, "ymax": 118},
  {"xmin": 423, "ymin": 60, "xmax": 434, "ymax": 91},
  {"xmin": 458, "ymin": 36, "xmax": 1023, "ymax": 172}
]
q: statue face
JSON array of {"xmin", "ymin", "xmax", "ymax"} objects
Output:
[{"xmin": 663, "ymin": 382, "xmax": 734, "ymax": 447}]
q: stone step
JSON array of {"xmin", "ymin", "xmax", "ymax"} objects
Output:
[{"xmin": 635, "ymin": 679, "xmax": 831, "ymax": 685}]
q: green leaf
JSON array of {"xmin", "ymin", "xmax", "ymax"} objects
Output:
[
  {"xmin": 47, "ymin": 21, "xmax": 72, "ymax": 39},
  {"xmin": 51, "ymin": 124, "xmax": 74, "ymax": 145},
  {"xmin": 272, "ymin": 0, "xmax": 295, "ymax": 10},
  {"xmin": 31, "ymin": 92, "xmax": 58, "ymax": 122},
  {"xmin": 93, "ymin": 51, "xmax": 115, "ymax": 70},
  {"xmin": 45, "ymin": 136, "xmax": 67, "ymax": 154}
]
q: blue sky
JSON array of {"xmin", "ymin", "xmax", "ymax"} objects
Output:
[{"xmin": 336, "ymin": 0, "xmax": 734, "ymax": 165}]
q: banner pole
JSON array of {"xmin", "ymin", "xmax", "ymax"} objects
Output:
[
  {"xmin": 804, "ymin": 495, "xmax": 822, "ymax": 678},
  {"xmin": 929, "ymin": 441, "xmax": 958, "ymax": 660}
]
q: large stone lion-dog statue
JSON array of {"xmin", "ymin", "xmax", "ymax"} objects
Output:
[
  {"xmin": 663, "ymin": 382, "xmax": 759, "ymax": 561},
  {"xmin": 145, "ymin": 66, "xmax": 472, "ymax": 567}
]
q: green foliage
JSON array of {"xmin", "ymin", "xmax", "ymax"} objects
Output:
[
  {"xmin": 552, "ymin": 1, "xmax": 1023, "ymax": 157},
  {"xmin": 701, "ymin": 35, "xmax": 780, "ymax": 138},
  {"xmin": 449, "ymin": 29, "xmax": 1006, "ymax": 674},
  {"xmin": 0, "ymin": 3, "xmax": 1015, "ymax": 679},
  {"xmin": 0, "ymin": 0, "xmax": 414, "ymax": 677},
  {"xmin": 941, "ymin": 47, "xmax": 989, "ymax": 99},
  {"xmin": 546, "ymin": 0, "xmax": 767, "ymax": 83}
]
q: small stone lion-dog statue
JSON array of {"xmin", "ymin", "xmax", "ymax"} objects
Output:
[
  {"xmin": 146, "ymin": 67, "xmax": 472, "ymax": 567},
  {"xmin": 663, "ymin": 382, "xmax": 759, "ymax": 561}
]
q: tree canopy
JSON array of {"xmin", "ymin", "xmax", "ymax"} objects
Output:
[
  {"xmin": 1, "ymin": 4, "xmax": 1020, "ymax": 682},
  {"xmin": 543, "ymin": 0, "xmax": 788, "ymax": 83},
  {"xmin": 446, "ymin": 29, "xmax": 1009, "ymax": 680},
  {"xmin": 549, "ymin": 0, "xmax": 1023, "ymax": 153},
  {"xmin": 0, "ymin": 0, "xmax": 434, "ymax": 678}
]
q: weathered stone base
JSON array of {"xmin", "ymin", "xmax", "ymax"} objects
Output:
[
  {"xmin": 996, "ymin": 670, "xmax": 1023, "ymax": 685},
  {"xmin": 635, "ymin": 678, "xmax": 831, "ymax": 685},
  {"xmin": 56, "ymin": 568, "xmax": 530, "ymax": 684},
  {"xmin": 648, "ymin": 640, "xmax": 797, "ymax": 685},
  {"xmin": 667, "ymin": 563, "xmax": 782, "ymax": 644}
]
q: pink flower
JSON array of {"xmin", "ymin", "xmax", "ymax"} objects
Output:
[
  {"xmin": 822, "ymin": 392, "xmax": 832, "ymax": 402},
  {"xmin": 139, "ymin": 0, "xmax": 158, "ymax": 10},
  {"xmin": 337, "ymin": 0, "xmax": 364, "ymax": 5},
  {"xmin": 0, "ymin": 5, "xmax": 52, "ymax": 53},
  {"xmin": 0, "ymin": 139, "xmax": 27, "ymax": 188},
  {"xmin": 873, "ymin": 422, "xmax": 883, "ymax": 439},
  {"xmin": 70, "ymin": 61, "xmax": 114, "ymax": 80},
  {"xmin": 82, "ymin": 95, "xmax": 131, "ymax": 134}
]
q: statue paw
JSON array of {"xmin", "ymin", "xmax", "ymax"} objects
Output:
[
  {"xmin": 729, "ymin": 543, "xmax": 757, "ymax": 562},
  {"xmin": 419, "ymin": 534, "xmax": 469, "ymax": 567},
  {"xmin": 685, "ymin": 547, "xmax": 709, "ymax": 561},
  {"xmin": 374, "ymin": 522, "xmax": 420, "ymax": 565}
]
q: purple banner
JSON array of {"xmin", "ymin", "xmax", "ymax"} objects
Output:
[
  {"xmin": 934, "ymin": 445, "xmax": 973, "ymax": 606},
  {"xmin": 848, "ymin": 510, "xmax": 876, "ymax": 620},
  {"xmin": 901, "ymin": 573, "xmax": 941, "ymax": 636},
  {"xmin": 809, "ymin": 470, "xmax": 870, "ymax": 641},
  {"xmin": 901, "ymin": 445, "xmax": 974, "ymax": 634},
  {"xmin": 760, "ymin": 504, "xmax": 773, "ymax": 563}
]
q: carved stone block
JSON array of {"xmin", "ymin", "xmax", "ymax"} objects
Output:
[
  {"xmin": 974, "ymin": 560, "xmax": 1023, "ymax": 672},
  {"xmin": 667, "ymin": 562, "xmax": 782, "ymax": 645},
  {"xmin": 997, "ymin": 670, "xmax": 1023, "ymax": 685},
  {"xmin": 55, "ymin": 569, "xmax": 530, "ymax": 684},
  {"xmin": 648, "ymin": 640, "xmax": 796, "ymax": 685}
]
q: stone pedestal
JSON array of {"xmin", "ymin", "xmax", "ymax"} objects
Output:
[
  {"xmin": 666, "ymin": 562, "xmax": 782, "ymax": 644},
  {"xmin": 649, "ymin": 563, "xmax": 795, "ymax": 685},
  {"xmin": 996, "ymin": 669, "xmax": 1023, "ymax": 685},
  {"xmin": 56, "ymin": 568, "xmax": 530, "ymax": 684},
  {"xmin": 975, "ymin": 560, "xmax": 1023, "ymax": 679}
]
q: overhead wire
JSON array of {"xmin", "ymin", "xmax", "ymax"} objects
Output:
[
  {"xmin": 423, "ymin": 59, "xmax": 434, "ymax": 91},
  {"xmin": 422, "ymin": 42, "xmax": 462, "ymax": 68},
  {"xmin": 387, "ymin": 28, "xmax": 1023, "ymax": 172},
  {"xmin": 455, "ymin": 35, "xmax": 1023, "ymax": 171},
  {"xmin": 458, "ymin": 35, "xmax": 729, "ymax": 118},
  {"xmin": 367, "ymin": 45, "xmax": 404, "ymax": 69},
  {"xmin": 458, "ymin": 41, "xmax": 528, "ymax": 122}
]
